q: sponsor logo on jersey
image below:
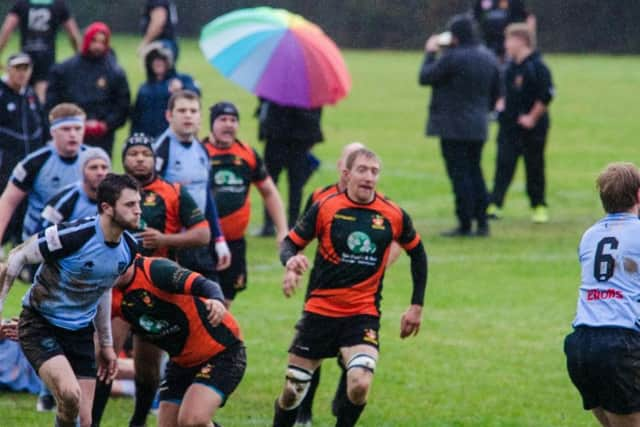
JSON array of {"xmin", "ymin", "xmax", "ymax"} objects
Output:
[
  {"xmin": 335, "ymin": 214, "xmax": 356, "ymax": 221},
  {"xmin": 347, "ymin": 231, "xmax": 377, "ymax": 255},
  {"xmin": 139, "ymin": 314, "xmax": 169, "ymax": 334},
  {"xmin": 214, "ymin": 170, "xmax": 243, "ymax": 185},
  {"xmin": 587, "ymin": 288, "xmax": 624, "ymax": 301}
]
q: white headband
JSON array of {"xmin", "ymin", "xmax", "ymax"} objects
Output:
[{"xmin": 50, "ymin": 116, "xmax": 85, "ymax": 131}]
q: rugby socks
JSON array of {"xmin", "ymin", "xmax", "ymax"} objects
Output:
[
  {"xmin": 272, "ymin": 398, "xmax": 298, "ymax": 427},
  {"xmin": 129, "ymin": 380, "xmax": 156, "ymax": 427},
  {"xmin": 331, "ymin": 368, "xmax": 348, "ymax": 416},
  {"xmin": 296, "ymin": 365, "xmax": 321, "ymax": 423},
  {"xmin": 91, "ymin": 378, "xmax": 112, "ymax": 427},
  {"xmin": 54, "ymin": 416, "xmax": 79, "ymax": 427},
  {"xmin": 335, "ymin": 399, "xmax": 366, "ymax": 427}
]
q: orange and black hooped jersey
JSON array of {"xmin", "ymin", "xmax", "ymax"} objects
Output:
[
  {"xmin": 203, "ymin": 139, "xmax": 269, "ymax": 241},
  {"xmin": 112, "ymin": 256, "xmax": 242, "ymax": 368},
  {"xmin": 289, "ymin": 191, "xmax": 422, "ymax": 318},
  {"xmin": 302, "ymin": 183, "xmax": 341, "ymax": 215},
  {"xmin": 140, "ymin": 177, "xmax": 208, "ymax": 257}
]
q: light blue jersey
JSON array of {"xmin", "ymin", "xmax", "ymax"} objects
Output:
[
  {"xmin": 10, "ymin": 143, "xmax": 86, "ymax": 239},
  {"xmin": 573, "ymin": 213, "xmax": 640, "ymax": 331},
  {"xmin": 22, "ymin": 217, "xmax": 137, "ymax": 330},
  {"xmin": 41, "ymin": 181, "xmax": 97, "ymax": 228},
  {"xmin": 153, "ymin": 128, "xmax": 209, "ymax": 212}
]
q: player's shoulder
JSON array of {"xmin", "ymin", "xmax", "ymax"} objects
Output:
[
  {"xmin": 22, "ymin": 144, "xmax": 54, "ymax": 164},
  {"xmin": 49, "ymin": 181, "xmax": 82, "ymax": 204},
  {"xmin": 373, "ymin": 192, "xmax": 404, "ymax": 215}
]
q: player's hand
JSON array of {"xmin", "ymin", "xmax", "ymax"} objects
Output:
[
  {"xmin": 137, "ymin": 227, "xmax": 164, "ymax": 249},
  {"xmin": 204, "ymin": 299, "xmax": 226, "ymax": 326},
  {"xmin": 97, "ymin": 346, "xmax": 118, "ymax": 383},
  {"xmin": 0, "ymin": 318, "xmax": 18, "ymax": 341},
  {"xmin": 425, "ymin": 35, "xmax": 440, "ymax": 53},
  {"xmin": 517, "ymin": 114, "xmax": 536, "ymax": 129},
  {"xmin": 400, "ymin": 304, "xmax": 422, "ymax": 339},
  {"xmin": 282, "ymin": 268, "xmax": 303, "ymax": 298},
  {"xmin": 285, "ymin": 255, "xmax": 309, "ymax": 275},
  {"xmin": 215, "ymin": 240, "xmax": 231, "ymax": 271}
]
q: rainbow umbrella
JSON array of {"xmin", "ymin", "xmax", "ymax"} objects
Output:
[{"xmin": 199, "ymin": 7, "xmax": 351, "ymax": 109}]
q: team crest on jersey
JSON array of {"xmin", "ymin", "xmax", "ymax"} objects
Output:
[
  {"xmin": 233, "ymin": 156, "xmax": 243, "ymax": 166},
  {"xmin": 141, "ymin": 291, "xmax": 154, "ymax": 307},
  {"xmin": 196, "ymin": 363, "xmax": 214, "ymax": 379},
  {"xmin": 514, "ymin": 74, "xmax": 524, "ymax": 89},
  {"xmin": 347, "ymin": 231, "xmax": 377, "ymax": 254},
  {"xmin": 96, "ymin": 76, "xmax": 107, "ymax": 89},
  {"xmin": 363, "ymin": 329, "xmax": 378, "ymax": 345},
  {"xmin": 144, "ymin": 193, "xmax": 157, "ymax": 206},
  {"xmin": 371, "ymin": 214, "xmax": 385, "ymax": 230}
]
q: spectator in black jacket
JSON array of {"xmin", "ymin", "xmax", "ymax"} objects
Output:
[
  {"xmin": 46, "ymin": 21, "xmax": 130, "ymax": 157},
  {"xmin": 0, "ymin": 52, "xmax": 46, "ymax": 249},
  {"xmin": 256, "ymin": 99, "xmax": 323, "ymax": 235},
  {"xmin": 487, "ymin": 23, "xmax": 554, "ymax": 223},
  {"xmin": 419, "ymin": 14, "xmax": 501, "ymax": 237}
]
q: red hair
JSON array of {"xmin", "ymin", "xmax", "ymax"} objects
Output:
[{"xmin": 81, "ymin": 22, "xmax": 111, "ymax": 56}]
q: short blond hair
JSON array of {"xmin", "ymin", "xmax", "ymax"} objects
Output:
[
  {"xmin": 505, "ymin": 23, "xmax": 536, "ymax": 49},
  {"xmin": 597, "ymin": 162, "xmax": 640, "ymax": 213},
  {"xmin": 49, "ymin": 103, "xmax": 86, "ymax": 122}
]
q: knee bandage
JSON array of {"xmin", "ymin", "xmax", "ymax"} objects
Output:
[
  {"xmin": 281, "ymin": 365, "xmax": 313, "ymax": 410},
  {"xmin": 346, "ymin": 353, "xmax": 377, "ymax": 373}
]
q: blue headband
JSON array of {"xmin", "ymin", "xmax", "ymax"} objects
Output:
[{"xmin": 50, "ymin": 116, "xmax": 85, "ymax": 130}]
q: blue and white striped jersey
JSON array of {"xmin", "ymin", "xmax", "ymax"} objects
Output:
[
  {"xmin": 573, "ymin": 213, "xmax": 640, "ymax": 331},
  {"xmin": 22, "ymin": 216, "xmax": 137, "ymax": 330},
  {"xmin": 10, "ymin": 143, "xmax": 86, "ymax": 238},
  {"xmin": 153, "ymin": 129, "xmax": 210, "ymax": 212},
  {"xmin": 41, "ymin": 181, "xmax": 97, "ymax": 228}
]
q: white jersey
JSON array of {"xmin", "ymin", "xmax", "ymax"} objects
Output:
[{"xmin": 573, "ymin": 213, "xmax": 640, "ymax": 331}]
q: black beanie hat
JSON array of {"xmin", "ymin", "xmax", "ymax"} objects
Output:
[
  {"xmin": 209, "ymin": 101, "xmax": 239, "ymax": 130},
  {"xmin": 122, "ymin": 132, "xmax": 155, "ymax": 163},
  {"xmin": 448, "ymin": 14, "xmax": 476, "ymax": 45}
]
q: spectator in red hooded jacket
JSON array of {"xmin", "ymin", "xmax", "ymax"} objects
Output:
[{"xmin": 45, "ymin": 22, "xmax": 130, "ymax": 157}]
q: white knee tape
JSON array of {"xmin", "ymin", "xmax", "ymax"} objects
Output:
[
  {"xmin": 346, "ymin": 353, "xmax": 377, "ymax": 373},
  {"xmin": 282, "ymin": 365, "xmax": 313, "ymax": 410}
]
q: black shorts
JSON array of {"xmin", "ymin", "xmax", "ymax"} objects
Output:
[
  {"xmin": 219, "ymin": 238, "xmax": 247, "ymax": 300},
  {"xmin": 565, "ymin": 326, "xmax": 640, "ymax": 414},
  {"xmin": 26, "ymin": 51, "xmax": 54, "ymax": 83},
  {"xmin": 18, "ymin": 307, "xmax": 96, "ymax": 378},
  {"xmin": 289, "ymin": 312, "xmax": 380, "ymax": 360},
  {"xmin": 159, "ymin": 344, "xmax": 246, "ymax": 406},
  {"xmin": 175, "ymin": 245, "xmax": 219, "ymax": 283}
]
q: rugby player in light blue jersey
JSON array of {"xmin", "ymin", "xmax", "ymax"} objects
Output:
[
  {"xmin": 565, "ymin": 162, "xmax": 640, "ymax": 427},
  {"xmin": 153, "ymin": 90, "xmax": 231, "ymax": 278},
  {"xmin": 41, "ymin": 147, "xmax": 111, "ymax": 228},
  {"xmin": 0, "ymin": 103, "xmax": 87, "ymax": 246},
  {"xmin": 0, "ymin": 173, "xmax": 140, "ymax": 427}
]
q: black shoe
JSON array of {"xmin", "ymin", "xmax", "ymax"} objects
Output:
[
  {"xmin": 475, "ymin": 224, "xmax": 490, "ymax": 237},
  {"xmin": 254, "ymin": 224, "xmax": 275, "ymax": 237},
  {"xmin": 294, "ymin": 411, "xmax": 312, "ymax": 427},
  {"xmin": 440, "ymin": 227, "xmax": 472, "ymax": 237}
]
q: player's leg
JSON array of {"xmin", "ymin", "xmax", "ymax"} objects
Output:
[
  {"xmin": 489, "ymin": 127, "xmax": 521, "ymax": 209},
  {"xmin": 158, "ymin": 401, "xmax": 180, "ymax": 427},
  {"xmin": 334, "ymin": 345, "xmax": 378, "ymax": 427},
  {"xmin": 601, "ymin": 411, "xmax": 640, "ymax": 427},
  {"xmin": 274, "ymin": 353, "xmax": 322, "ymax": 427},
  {"xmin": 38, "ymin": 356, "xmax": 83, "ymax": 427},
  {"xmin": 176, "ymin": 384, "xmax": 220, "ymax": 427},
  {"xmin": 521, "ymin": 132, "xmax": 548, "ymax": 214},
  {"xmin": 219, "ymin": 239, "xmax": 247, "ymax": 308},
  {"xmin": 92, "ymin": 317, "xmax": 131, "ymax": 426},
  {"xmin": 591, "ymin": 408, "xmax": 611, "ymax": 427},
  {"xmin": 467, "ymin": 141, "xmax": 489, "ymax": 234},
  {"xmin": 295, "ymin": 364, "xmax": 321, "ymax": 426},
  {"xmin": 439, "ymin": 139, "xmax": 473, "ymax": 233},
  {"xmin": 130, "ymin": 336, "xmax": 164, "ymax": 427},
  {"xmin": 78, "ymin": 378, "xmax": 97, "ymax": 427},
  {"xmin": 260, "ymin": 139, "xmax": 286, "ymax": 235},
  {"xmin": 285, "ymin": 143, "xmax": 312, "ymax": 228}
]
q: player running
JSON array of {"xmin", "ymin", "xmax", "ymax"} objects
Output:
[{"xmin": 272, "ymin": 148, "xmax": 428, "ymax": 427}]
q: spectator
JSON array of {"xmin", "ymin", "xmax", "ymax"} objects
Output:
[
  {"xmin": 46, "ymin": 22, "xmax": 130, "ymax": 157},
  {"xmin": 472, "ymin": 0, "xmax": 536, "ymax": 61},
  {"xmin": 256, "ymin": 98, "xmax": 323, "ymax": 235},
  {"xmin": 139, "ymin": 0, "xmax": 179, "ymax": 61},
  {"xmin": 0, "ymin": 102, "xmax": 86, "ymax": 247},
  {"xmin": 487, "ymin": 23, "xmax": 554, "ymax": 223},
  {"xmin": 0, "ymin": 0, "xmax": 81, "ymax": 102},
  {"xmin": 131, "ymin": 41, "xmax": 199, "ymax": 138},
  {"xmin": 0, "ymin": 319, "xmax": 42, "ymax": 394},
  {"xmin": 419, "ymin": 14, "xmax": 501, "ymax": 237},
  {"xmin": 0, "ymin": 53, "xmax": 47, "ymax": 252}
]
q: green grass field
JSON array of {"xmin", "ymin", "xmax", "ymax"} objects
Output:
[{"xmin": 2, "ymin": 35, "xmax": 640, "ymax": 426}]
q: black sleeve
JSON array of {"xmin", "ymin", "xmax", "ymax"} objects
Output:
[
  {"xmin": 153, "ymin": 136, "xmax": 170, "ymax": 176},
  {"xmin": 407, "ymin": 242, "xmax": 428, "ymax": 306},
  {"xmin": 490, "ymin": 64, "xmax": 502, "ymax": 109},
  {"xmin": 301, "ymin": 192, "xmax": 315, "ymax": 216},
  {"xmin": 534, "ymin": 62, "xmax": 554, "ymax": 105},
  {"xmin": 11, "ymin": 150, "xmax": 50, "ymax": 192},
  {"xmin": 418, "ymin": 52, "xmax": 453, "ymax": 86},
  {"xmin": 9, "ymin": 1, "xmax": 27, "ymax": 16},
  {"xmin": 290, "ymin": 200, "xmax": 320, "ymax": 245},
  {"xmin": 190, "ymin": 276, "xmax": 224, "ymax": 302},
  {"xmin": 41, "ymin": 186, "xmax": 78, "ymax": 227},
  {"xmin": 251, "ymin": 148, "xmax": 269, "ymax": 182},
  {"xmin": 37, "ymin": 218, "xmax": 96, "ymax": 261},
  {"xmin": 279, "ymin": 237, "xmax": 300, "ymax": 266},
  {"xmin": 397, "ymin": 209, "xmax": 418, "ymax": 247}
]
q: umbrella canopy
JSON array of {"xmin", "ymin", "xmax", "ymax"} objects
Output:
[{"xmin": 199, "ymin": 7, "xmax": 351, "ymax": 109}]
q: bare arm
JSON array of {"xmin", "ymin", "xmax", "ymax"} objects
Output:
[
  {"xmin": 62, "ymin": 17, "xmax": 82, "ymax": 52},
  {"xmin": 139, "ymin": 7, "xmax": 167, "ymax": 51},
  {"xmin": 0, "ymin": 13, "xmax": 19, "ymax": 56},
  {"xmin": 257, "ymin": 178, "xmax": 288, "ymax": 242},
  {"xmin": 0, "ymin": 235, "xmax": 43, "ymax": 318},
  {"xmin": 0, "ymin": 182, "xmax": 28, "ymax": 247},
  {"xmin": 137, "ymin": 224, "xmax": 210, "ymax": 250}
]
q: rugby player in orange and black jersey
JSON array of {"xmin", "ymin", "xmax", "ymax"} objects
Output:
[
  {"xmin": 202, "ymin": 102, "xmax": 287, "ymax": 305},
  {"xmin": 273, "ymin": 148, "xmax": 427, "ymax": 427},
  {"xmin": 112, "ymin": 255, "xmax": 245, "ymax": 427}
]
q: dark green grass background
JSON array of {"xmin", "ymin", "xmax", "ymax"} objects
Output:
[{"xmin": 2, "ymin": 36, "xmax": 639, "ymax": 426}]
